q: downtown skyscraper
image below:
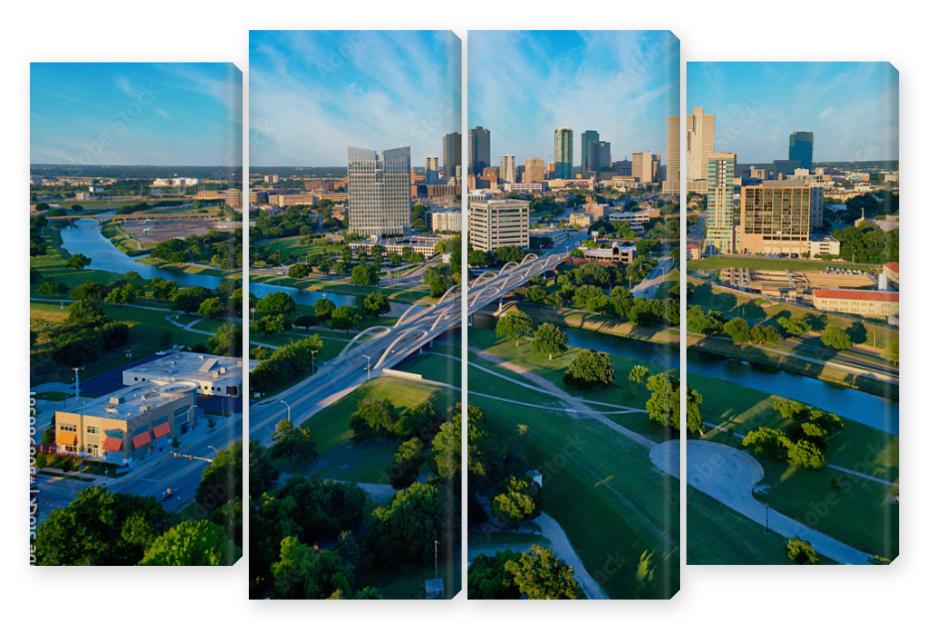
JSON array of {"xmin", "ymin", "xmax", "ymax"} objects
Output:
[
  {"xmin": 442, "ymin": 131, "xmax": 461, "ymax": 180},
  {"xmin": 686, "ymin": 106, "xmax": 715, "ymax": 193},
  {"xmin": 581, "ymin": 130, "xmax": 599, "ymax": 174},
  {"xmin": 789, "ymin": 131, "xmax": 814, "ymax": 171},
  {"xmin": 663, "ymin": 115, "xmax": 680, "ymax": 194},
  {"xmin": 554, "ymin": 128, "xmax": 573, "ymax": 179},
  {"xmin": 347, "ymin": 145, "xmax": 411, "ymax": 237},
  {"xmin": 704, "ymin": 152, "xmax": 737, "ymax": 255},
  {"xmin": 500, "ymin": 154, "xmax": 517, "ymax": 183},
  {"xmin": 469, "ymin": 126, "xmax": 490, "ymax": 175}
]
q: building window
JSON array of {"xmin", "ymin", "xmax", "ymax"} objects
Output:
[
  {"xmin": 86, "ymin": 426, "xmax": 98, "ymax": 434},
  {"xmin": 59, "ymin": 423, "xmax": 77, "ymax": 432}
]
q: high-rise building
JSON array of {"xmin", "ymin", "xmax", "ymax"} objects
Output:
[
  {"xmin": 704, "ymin": 152, "xmax": 737, "ymax": 255},
  {"xmin": 789, "ymin": 131, "xmax": 814, "ymax": 171},
  {"xmin": 581, "ymin": 130, "xmax": 599, "ymax": 174},
  {"xmin": 595, "ymin": 141, "xmax": 611, "ymax": 172},
  {"xmin": 738, "ymin": 181, "xmax": 824, "ymax": 255},
  {"xmin": 500, "ymin": 154, "xmax": 517, "ymax": 183},
  {"xmin": 631, "ymin": 151, "xmax": 657, "ymax": 183},
  {"xmin": 469, "ymin": 126, "xmax": 491, "ymax": 175},
  {"xmin": 554, "ymin": 128, "xmax": 573, "ymax": 179},
  {"xmin": 347, "ymin": 145, "xmax": 411, "ymax": 237},
  {"xmin": 663, "ymin": 115, "xmax": 680, "ymax": 194},
  {"xmin": 686, "ymin": 106, "xmax": 715, "ymax": 193},
  {"xmin": 523, "ymin": 157, "xmax": 545, "ymax": 184},
  {"xmin": 425, "ymin": 156, "xmax": 440, "ymax": 184},
  {"xmin": 469, "ymin": 199, "xmax": 530, "ymax": 251},
  {"xmin": 442, "ymin": 132, "xmax": 461, "ymax": 180}
]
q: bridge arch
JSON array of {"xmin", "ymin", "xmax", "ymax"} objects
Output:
[
  {"xmin": 375, "ymin": 326, "xmax": 429, "ymax": 369},
  {"xmin": 395, "ymin": 301, "xmax": 431, "ymax": 326},
  {"xmin": 337, "ymin": 325, "xmax": 391, "ymax": 360},
  {"xmin": 438, "ymin": 283, "xmax": 461, "ymax": 304},
  {"xmin": 520, "ymin": 253, "xmax": 539, "ymax": 265}
]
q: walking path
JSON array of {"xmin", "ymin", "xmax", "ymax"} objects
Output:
[{"xmin": 650, "ymin": 440, "xmax": 873, "ymax": 564}]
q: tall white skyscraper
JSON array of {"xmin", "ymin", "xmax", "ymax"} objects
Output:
[
  {"xmin": 704, "ymin": 152, "xmax": 736, "ymax": 255},
  {"xmin": 347, "ymin": 145, "xmax": 411, "ymax": 237},
  {"xmin": 686, "ymin": 106, "xmax": 715, "ymax": 193},
  {"xmin": 500, "ymin": 154, "xmax": 517, "ymax": 183}
]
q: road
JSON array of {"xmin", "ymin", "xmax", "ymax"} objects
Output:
[{"xmin": 632, "ymin": 255, "xmax": 674, "ymax": 298}]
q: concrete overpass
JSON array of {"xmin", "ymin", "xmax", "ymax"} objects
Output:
[{"xmin": 250, "ymin": 251, "xmax": 568, "ymax": 443}]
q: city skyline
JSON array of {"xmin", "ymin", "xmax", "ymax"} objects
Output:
[
  {"xmin": 250, "ymin": 30, "xmax": 461, "ymax": 167},
  {"xmin": 30, "ymin": 63, "xmax": 242, "ymax": 166},
  {"xmin": 468, "ymin": 31, "xmax": 679, "ymax": 164},
  {"xmin": 687, "ymin": 62, "xmax": 899, "ymax": 163}
]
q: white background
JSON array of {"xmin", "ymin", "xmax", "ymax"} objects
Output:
[{"xmin": 1, "ymin": 1, "xmax": 928, "ymax": 628}]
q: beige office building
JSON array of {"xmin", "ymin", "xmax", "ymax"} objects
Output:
[
  {"xmin": 686, "ymin": 106, "xmax": 715, "ymax": 193},
  {"xmin": 812, "ymin": 289, "xmax": 899, "ymax": 319},
  {"xmin": 523, "ymin": 158, "xmax": 546, "ymax": 184},
  {"xmin": 738, "ymin": 182, "xmax": 824, "ymax": 255},
  {"xmin": 469, "ymin": 199, "xmax": 530, "ymax": 251},
  {"xmin": 663, "ymin": 115, "xmax": 680, "ymax": 194},
  {"xmin": 631, "ymin": 151, "xmax": 658, "ymax": 183},
  {"xmin": 500, "ymin": 155, "xmax": 517, "ymax": 184},
  {"xmin": 55, "ymin": 383, "xmax": 196, "ymax": 464}
]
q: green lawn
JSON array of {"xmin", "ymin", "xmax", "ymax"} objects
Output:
[
  {"xmin": 31, "ymin": 226, "xmax": 122, "ymax": 289},
  {"xmin": 690, "ymin": 369, "xmax": 899, "ymax": 559},
  {"xmin": 687, "ymin": 255, "xmax": 877, "ymax": 273}
]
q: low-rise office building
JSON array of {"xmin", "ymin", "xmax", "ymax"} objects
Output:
[
  {"xmin": 738, "ymin": 181, "xmax": 824, "ymax": 256},
  {"xmin": 580, "ymin": 242, "xmax": 637, "ymax": 264},
  {"xmin": 123, "ymin": 351, "xmax": 245, "ymax": 398},
  {"xmin": 811, "ymin": 289, "xmax": 899, "ymax": 319},
  {"xmin": 55, "ymin": 382, "xmax": 196, "ymax": 464},
  {"xmin": 469, "ymin": 199, "xmax": 530, "ymax": 251}
]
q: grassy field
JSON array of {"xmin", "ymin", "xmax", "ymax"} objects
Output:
[
  {"xmin": 32, "ymin": 226, "xmax": 122, "ymax": 289},
  {"xmin": 520, "ymin": 302, "xmax": 679, "ymax": 346},
  {"xmin": 30, "ymin": 300, "xmax": 228, "ymax": 383},
  {"xmin": 690, "ymin": 369, "xmax": 899, "ymax": 559},
  {"xmin": 687, "ymin": 255, "xmax": 878, "ymax": 273},
  {"xmin": 251, "ymin": 273, "xmax": 430, "ymax": 304}
]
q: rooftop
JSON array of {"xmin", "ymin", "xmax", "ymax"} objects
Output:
[
  {"xmin": 813, "ymin": 289, "xmax": 899, "ymax": 302},
  {"xmin": 124, "ymin": 351, "xmax": 245, "ymax": 382},
  {"xmin": 75, "ymin": 381, "xmax": 195, "ymax": 421}
]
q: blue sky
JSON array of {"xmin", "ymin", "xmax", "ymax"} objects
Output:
[
  {"xmin": 250, "ymin": 31, "xmax": 461, "ymax": 167},
  {"xmin": 31, "ymin": 63, "xmax": 242, "ymax": 166},
  {"xmin": 688, "ymin": 62, "xmax": 899, "ymax": 163},
  {"xmin": 468, "ymin": 31, "xmax": 679, "ymax": 165}
]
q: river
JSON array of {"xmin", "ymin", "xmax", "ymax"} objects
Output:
[
  {"xmin": 58, "ymin": 218, "xmax": 405, "ymax": 314},
  {"xmin": 559, "ymin": 327, "xmax": 898, "ymax": 435}
]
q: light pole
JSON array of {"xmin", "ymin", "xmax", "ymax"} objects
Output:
[
  {"xmin": 310, "ymin": 349, "xmax": 318, "ymax": 374},
  {"xmin": 277, "ymin": 399, "xmax": 292, "ymax": 423},
  {"xmin": 206, "ymin": 445, "xmax": 219, "ymax": 459},
  {"xmin": 72, "ymin": 366, "xmax": 83, "ymax": 404},
  {"xmin": 362, "ymin": 354, "xmax": 372, "ymax": 381}
]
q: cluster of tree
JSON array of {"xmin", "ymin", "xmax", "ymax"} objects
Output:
[
  {"xmin": 467, "ymin": 245, "xmax": 527, "ymax": 268},
  {"xmin": 563, "ymin": 349, "xmax": 615, "ymax": 389},
  {"xmin": 424, "ymin": 264, "xmax": 456, "ymax": 298},
  {"xmin": 168, "ymin": 281, "xmax": 243, "ymax": 318},
  {"xmin": 250, "ymin": 335, "xmax": 324, "ymax": 395},
  {"xmin": 468, "ymin": 546, "xmax": 581, "ymax": 599},
  {"xmin": 833, "ymin": 223, "xmax": 898, "ymax": 264},
  {"xmin": 722, "ymin": 317, "xmax": 780, "ymax": 345},
  {"xmin": 349, "ymin": 397, "xmax": 443, "ymax": 445},
  {"xmin": 150, "ymin": 228, "xmax": 243, "ymax": 270},
  {"xmin": 115, "ymin": 199, "xmax": 185, "ymax": 215},
  {"xmin": 30, "ymin": 214, "xmax": 50, "ymax": 256},
  {"xmin": 44, "ymin": 299, "xmax": 129, "ymax": 367},
  {"xmin": 252, "ymin": 207, "xmax": 320, "ymax": 241},
  {"xmin": 828, "ymin": 192, "xmax": 898, "ymax": 223},
  {"xmin": 628, "ymin": 366, "xmax": 704, "ymax": 435},
  {"xmin": 741, "ymin": 400, "xmax": 844, "ymax": 469},
  {"xmin": 786, "ymin": 537, "xmax": 818, "ymax": 564},
  {"xmin": 35, "ymin": 444, "xmax": 243, "ymax": 566}
]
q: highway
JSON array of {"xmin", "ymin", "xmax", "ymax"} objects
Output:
[{"xmin": 250, "ymin": 251, "xmax": 569, "ymax": 442}]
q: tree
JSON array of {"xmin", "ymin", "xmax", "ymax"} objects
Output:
[
  {"xmin": 424, "ymin": 265, "xmax": 454, "ymax": 298},
  {"xmin": 750, "ymin": 323, "xmax": 780, "ymax": 344},
  {"xmin": 687, "ymin": 305, "xmax": 726, "ymax": 335},
  {"xmin": 822, "ymin": 326, "xmax": 852, "ymax": 351},
  {"xmin": 66, "ymin": 253, "xmax": 91, "ymax": 269},
  {"xmin": 171, "ymin": 286, "xmax": 212, "ymax": 313},
  {"xmin": 350, "ymin": 263, "xmax": 378, "ymax": 286},
  {"xmin": 255, "ymin": 291, "xmax": 296, "ymax": 317},
  {"xmin": 294, "ymin": 314, "xmax": 317, "ymax": 330},
  {"xmin": 645, "ymin": 373, "xmax": 678, "ymax": 429},
  {"xmin": 368, "ymin": 482, "xmax": 446, "ymax": 567},
  {"xmin": 288, "ymin": 263, "xmax": 310, "ymax": 279},
  {"xmin": 196, "ymin": 442, "xmax": 242, "ymax": 512},
  {"xmin": 685, "ymin": 387, "xmax": 704, "ymax": 435},
  {"xmin": 503, "ymin": 545, "xmax": 581, "ymax": 599},
  {"xmin": 66, "ymin": 298, "xmax": 109, "ymax": 327},
  {"xmin": 525, "ymin": 284, "xmax": 548, "ymax": 303},
  {"xmin": 742, "ymin": 427, "xmax": 792, "ymax": 460},
  {"xmin": 786, "ymin": 538, "xmax": 818, "ymax": 564},
  {"xmin": 313, "ymin": 297, "xmax": 336, "ymax": 320},
  {"xmin": 271, "ymin": 536, "xmax": 354, "ymax": 599},
  {"xmin": 140, "ymin": 519, "xmax": 239, "ymax": 566},
  {"xmin": 269, "ymin": 418, "xmax": 318, "ymax": 469},
  {"xmin": 468, "ymin": 551, "xmax": 521, "ymax": 599},
  {"xmin": 208, "ymin": 322, "xmax": 242, "ymax": 357},
  {"xmin": 249, "ymin": 440, "xmax": 280, "ymax": 499},
  {"xmin": 563, "ymin": 349, "xmax": 615, "ymax": 388},
  {"xmin": 362, "ymin": 291, "xmax": 390, "ymax": 316},
  {"xmin": 777, "ymin": 315, "xmax": 810, "ymax": 337},
  {"xmin": 496, "ymin": 310, "xmax": 534, "ymax": 346},
  {"xmin": 884, "ymin": 336, "xmax": 899, "ymax": 364},
  {"xmin": 197, "ymin": 296, "xmax": 226, "ymax": 319},
  {"xmin": 786, "ymin": 439, "xmax": 826, "ymax": 469},
  {"xmin": 531, "ymin": 322, "xmax": 568, "ymax": 359},
  {"xmin": 329, "ymin": 305, "xmax": 361, "ymax": 332},
  {"xmin": 723, "ymin": 317, "xmax": 752, "ymax": 344},
  {"xmin": 628, "ymin": 364, "xmax": 649, "ymax": 385},
  {"xmin": 388, "ymin": 437, "xmax": 425, "ymax": 489},
  {"xmin": 34, "ymin": 487, "xmax": 169, "ymax": 565},
  {"xmin": 491, "ymin": 476, "xmax": 540, "ymax": 526},
  {"xmin": 349, "ymin": 397, "xmax": 398, "ymax": 440}
]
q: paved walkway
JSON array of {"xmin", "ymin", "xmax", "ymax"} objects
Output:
[{"xmin": 650, "ymin": 439, "xmax": 873, "ymax": 564}]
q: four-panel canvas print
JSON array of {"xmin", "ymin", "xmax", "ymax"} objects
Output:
[{"xmin": 28, "ymin": 34, "xmax": 899, "ymax": 597}]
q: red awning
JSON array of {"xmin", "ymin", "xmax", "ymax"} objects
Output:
[
  {"xmin": 131, "ymin": 432, "xmax": 152, "ymax": 449},
  {"xmin": 102, "ymin": 437, "xmax": 123, "ymax": 452},
  {"xmin": 152, "ymin": 422, "xmax": 171, "ymax": 439}
]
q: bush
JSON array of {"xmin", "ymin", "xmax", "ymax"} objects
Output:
[{"xmin": 786, "ymin": 538, "xmax": 818, "ymax": 564}]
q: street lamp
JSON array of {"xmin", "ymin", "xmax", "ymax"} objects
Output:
[
  {"xmin": 310, "ymin": 349, "xmax": 318, "ymax": 374},
  {"xmin": 362, "ymin": 354, "xmax": 372, "ymax": 381},
  {"xmin": 72, "ymin": 366, "xmax": 83, "ymax": 404},
  {"xmin": 206, "ymin": 445, "xmax": 219, "ymax": 459},
  {"xmin": 277, "ymin": 399, "xmax": 292, "ymax": 423}
]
